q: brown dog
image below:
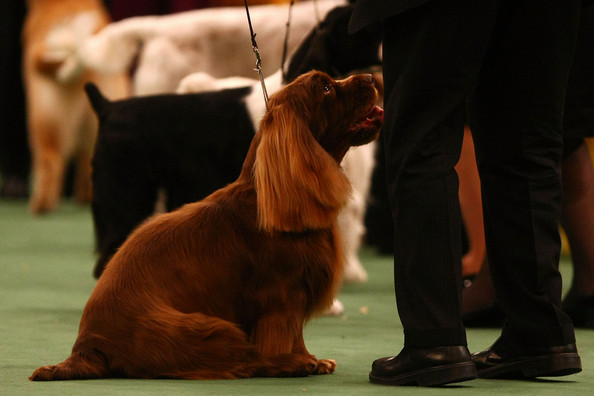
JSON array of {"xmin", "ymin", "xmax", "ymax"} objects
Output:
[
  {"xmin": 22, "ymin": 0, "xmax": 129, "ymax": 214},
  {"xmin": 29, "ymin": 71, "xmax": 383, "ymax": 380}
]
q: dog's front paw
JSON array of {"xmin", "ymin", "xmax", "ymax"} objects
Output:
[{"xmin": 314, "ymin": 359, "xmax": 336, "ymax": 375}]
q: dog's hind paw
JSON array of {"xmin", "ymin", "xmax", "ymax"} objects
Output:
[{"xmin": 29, "ymin": 365, "xmax": 58, "ymax": 381}]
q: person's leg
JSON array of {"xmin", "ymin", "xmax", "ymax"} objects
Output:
[
  {"xmin": 463, "ymin": 3, "xmax": 594, "ymax": 330},
  {"xmin": 381, "ymin": 0, "xmax": 499, "ymax": 350},
  {"xmin": 456, "ymin": 126, "xmax": 486, "ymax": 278},
  {"xmin": 561, "ymin": 141, "xmax": 594, "ymax": 327},
  {"xmin": 468, "ymin": 0, "xmax": 581, "ymax": 378}
]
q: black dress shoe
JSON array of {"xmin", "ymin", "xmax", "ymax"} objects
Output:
[
  {"xmin": 369, "ymin": 346, "xmax": 477, "ymax": 386},
  {"xmin": 472, "ymin": 337, "xmax": 582, "ymax": 379}
]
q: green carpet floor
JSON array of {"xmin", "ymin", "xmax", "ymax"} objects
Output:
[{"xmin": 1, "ymin": 199, "xmax": 592, "ymax": 395}]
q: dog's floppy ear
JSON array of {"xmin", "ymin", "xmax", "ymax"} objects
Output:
[{"xmin": 253, "ymin": 103, "xmax": 351, "ymax": 232}]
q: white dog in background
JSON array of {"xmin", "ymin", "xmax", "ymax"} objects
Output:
[{"xmin": 79, "ymin": 0, "xmax": 345, "ymax": 95}]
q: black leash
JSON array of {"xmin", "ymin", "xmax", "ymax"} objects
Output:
[{"xmin": 243, "ymin": 0, "xmax": 269, "ymax": 111}]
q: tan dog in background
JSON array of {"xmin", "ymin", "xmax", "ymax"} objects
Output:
[{"xmin": 22, "ymin": 0, "xmax": 129, "ymax": 214}]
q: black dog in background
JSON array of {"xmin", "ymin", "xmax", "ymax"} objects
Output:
[{"xmin": 87, "ymin": 5, "xmax": 381, "ymax": 278}]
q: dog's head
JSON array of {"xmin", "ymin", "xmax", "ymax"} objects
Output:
[
  {"xmin": 253, "ymin": 71, "xmax": 383, "ymax": 232},
  {"xmin": 264, "ymin": 70, "xmax": 383, "ymax": 161}
]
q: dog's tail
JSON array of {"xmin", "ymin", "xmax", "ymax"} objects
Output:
[
  {"xmin": 84, "ymin": 82, "xmax": 110, "ymax": 120},
  {"xmin": 35, "ymin": 11, "xmax": 105, "ymax": 84},
  {"xmin": 78, "ymin": 16, "xmax": 149, "ymax": 75},
  {"xmin": 29, "ymin": 349, "xmax": 108, "ymax": 381}
]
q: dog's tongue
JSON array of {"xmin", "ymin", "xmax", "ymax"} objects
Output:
[
  {"xmin": 351, "ymin": 106, "xmax": 384, "ymax": 132},
  {"xmin": 367, "ymin": 106, "xmax": 384, "ymax": 123}
]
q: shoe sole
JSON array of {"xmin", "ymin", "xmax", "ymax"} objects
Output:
[
  {"xmin": 369, "ymin": 361, "xmax": 478, "ymax": 387},
  {"xmin": 477, "ymin": 353, "xmax": 582, "ymax": 379}
]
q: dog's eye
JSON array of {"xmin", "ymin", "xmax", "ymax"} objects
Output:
[{"xmin": 323, "ymin": 84, "xmax": 333, "ymax": 94}]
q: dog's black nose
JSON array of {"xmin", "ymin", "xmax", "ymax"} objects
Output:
[{"xmin": 364, "ymin": 74, "xmax": 374, "ymax": 84}]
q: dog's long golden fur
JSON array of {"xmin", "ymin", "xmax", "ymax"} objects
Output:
[{"xmin": 29, "ymin": 71, "xmax": 383, "ymax": 380}]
